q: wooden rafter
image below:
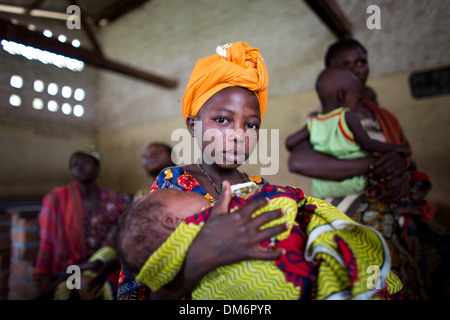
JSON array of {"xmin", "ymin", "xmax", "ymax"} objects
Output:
[
  {"xmin": 303, "ymin": 0, "xmax": 352, "ymax": 39},
  {"xmin": 0, "ymin": 18, "xmax": 177, "ymax": 88}
]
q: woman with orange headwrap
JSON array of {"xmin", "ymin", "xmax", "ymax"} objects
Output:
[{"xmin": 117, "ymin": 41, "xmax": 287, "ymax": 300}]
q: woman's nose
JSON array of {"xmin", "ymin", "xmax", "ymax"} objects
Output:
[{"xmin": 227, "ymin": 128, "xmax": 245, "ymax": 142}]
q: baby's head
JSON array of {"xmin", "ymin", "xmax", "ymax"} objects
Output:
[
  {"xmin": 116, "ymin": 189, "xmax": 209, "ymax": 274},
  {"xmin": 315, "ymin": 66, "xmax": 364, "ymax": 112}
]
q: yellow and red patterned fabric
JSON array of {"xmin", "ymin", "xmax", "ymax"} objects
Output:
[{"xmin": 136, "ymin": 184, "xmax": 403, "ymax": 300}]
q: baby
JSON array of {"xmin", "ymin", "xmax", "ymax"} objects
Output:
[{"xmin": 116, "ymin": 183, "xmax": 402, "ymax": 300}]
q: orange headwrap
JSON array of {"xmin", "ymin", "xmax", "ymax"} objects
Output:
[{"xmin": 182, "ymin": 41, "xmax": 268, "ymax": 120}]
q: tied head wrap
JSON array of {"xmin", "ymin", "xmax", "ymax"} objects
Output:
[{"xmin": 182, "ymin": 41, "xmax": 268, "ymax": 120}]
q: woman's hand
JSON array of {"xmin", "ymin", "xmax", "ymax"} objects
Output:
[
  {"xmin": 369, "ymin": 151, "xmax": 408, "ymax": 182},
  {"xmin": 193, "ymin": 180, "xmax": 287, "ymax": 273}
]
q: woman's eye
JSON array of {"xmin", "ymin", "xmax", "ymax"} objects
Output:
[
  {"xmin": 214, "ymin": 118, "xmax": 228, "ymax": 124},
  {"xmin": 247, "ymin": 123, "xmax": 259, "ymax": 130}
]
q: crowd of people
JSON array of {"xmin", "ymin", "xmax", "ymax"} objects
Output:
[{"xmin": 31, "ymin": 39, "xmax": 448, "ymax": 300}]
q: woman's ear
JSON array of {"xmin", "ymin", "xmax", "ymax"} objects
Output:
[
  {"xmin": 337, "ymin": 88, "xmax": 346, "ymax": 105},
  {"xmin": 186, "ymin": 116, "xmax": 197, "ymax": 137}
]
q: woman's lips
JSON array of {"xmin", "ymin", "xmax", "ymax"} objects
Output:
[{"xmin": 223, "ymin": 150, "xmax": 246, "ymax": 163}]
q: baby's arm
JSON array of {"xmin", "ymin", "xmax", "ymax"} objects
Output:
[
  {"xmin": 345, "ymin": 111, "xmax": 410, "ymax": 156},
  {"xmin": 286, "ymin": 126, "xmax": 309, "ymax": 151}
]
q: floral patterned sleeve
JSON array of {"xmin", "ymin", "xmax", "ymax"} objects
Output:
[{"xmin": 149, "ymin": 166, "xmax": 214, "ymax": 201}]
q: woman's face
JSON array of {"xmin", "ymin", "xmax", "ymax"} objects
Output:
[
  {"xmin": 69, "ymin": 153, "xmax": 99, "ymax": 183},
  {"xmin": 190, "ymin": 86, "xmax": 261, "ymax": 169},
  {"xmin": 329, "ymin": 46, "xmax": 369, "ymax": 84},
  {"xmin": 141, "ymin": 144, "xmax": 173, "ymax": 176}
]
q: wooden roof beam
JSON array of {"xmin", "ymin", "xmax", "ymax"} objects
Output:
[
  {"xmin": 0, "ymin": 18, "xmax": 177, "ymax": 88},
  {"xmin": 303, "ymin": 0, "xmax": 352, "ymax": 39}
]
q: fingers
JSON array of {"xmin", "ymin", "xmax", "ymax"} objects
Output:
[
  {"xmin": 211, "ymin": 180, "xmax": 232, "ymax": 216},
  {"xmin": 234, "ymin": 201, "xmax": 288, "ymax": 243},
  {"xmin": 252, "ymin": 221, "xmax": 290, "ymax": 244},
  {"xmin": 370, "ymin": 152, "xmax": 407, "ymax": 181},
  {"xmin": 250, "ymin": 208, "xmax": 285, "ymax": 230},
  {"xmin": 371, "ymin": 155, "xmax": 391, "ymax": 178},
  {"xmin": 203, "ymin": 192, "xmax": 290, "ymax": 265},
  {"xmin": 249, "ymin": 247, "xmax": 285, "ymax": 261},
  {"xmin": 233, "ymin": 196, "xmax": 269, "ymax": 220}
]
